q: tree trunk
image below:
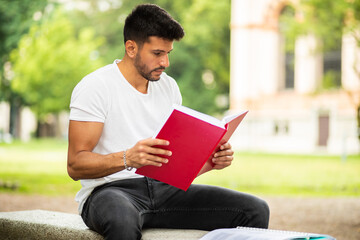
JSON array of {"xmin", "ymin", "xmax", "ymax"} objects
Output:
[
  {"xmin": 357, "ymin": 105, "xmax": 360, "ymax": 142},
  {"xmin": 9, "ymin": 95, "xmax": 21, "ymax": 139}
]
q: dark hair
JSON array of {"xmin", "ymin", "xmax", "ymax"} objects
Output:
[{"xmin": 124, "ymin": 4, "xmax": 185, "ymax": 45}]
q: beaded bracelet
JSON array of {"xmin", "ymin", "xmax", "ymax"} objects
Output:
[{"xmin": 123, "ymin": 150, "xmax": 133, "ymax": 171}]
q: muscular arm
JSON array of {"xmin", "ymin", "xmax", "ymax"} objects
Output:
[
  {"xmin": 67, "ymin": 120, "xmax": 172, "ymax": 181},
  {"xmin": 67, "ymin": 120, "xmax": 122, "ymax": 180}
]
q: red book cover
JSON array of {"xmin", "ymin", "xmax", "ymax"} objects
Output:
[{"xmin": 135, "ymin": 105, "xmax": 248, "ymax": 191}]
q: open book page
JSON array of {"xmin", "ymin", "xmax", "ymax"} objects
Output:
[
  {"xmin": 173, "ymin": 104, "xmax": 225, "ymax": 128},
  {"xmin": 199, "ymin": 227, "xmax": 336, "ymax": 240},
  {"xmin": 221, "ymin": 111, "xmax": 248, "ymax": 143},
  {"xmin": 222, "ymin": 110, "xmax": 248, "ymax": 124},
  {"xmin": 198, "ymin": 110, "xmax": 249, "ymax": 176},
  {"xmin": 152, "ymin": 104, "xmax": 225, "ymax": 139}
]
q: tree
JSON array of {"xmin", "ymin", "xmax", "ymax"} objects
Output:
[
  {"xmin": 169, "ymin": 0, "xmax": 231, "ymax": 115},
  {"xmin": 0, "ymin": 0, "xmax": 48, "ymax": 89},
  {"xmin": 10, "ymin": 10, "xmax": 104, "ymax": 133},
  {"xmin": 0, "ymin": 0, "xmax": 49, "ymax": 137}
]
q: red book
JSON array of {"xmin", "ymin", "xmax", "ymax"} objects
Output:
[{"xmin": 135, "ymin": 105, "xmax": 248, "ymax": 191}]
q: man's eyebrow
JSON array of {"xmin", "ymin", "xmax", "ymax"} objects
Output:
[{"xmin": 152, "ymin": 49, "xmax": 173, "ymax": 53}]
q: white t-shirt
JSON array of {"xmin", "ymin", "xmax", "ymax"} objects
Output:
[{"xmin": 69, "ymin": 59, "xmax": 182, "ymax": 213}]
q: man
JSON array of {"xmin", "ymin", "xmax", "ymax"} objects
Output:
[{"xmin": 67, "ymin": 4, "xmax": 269, "ymax": 240}]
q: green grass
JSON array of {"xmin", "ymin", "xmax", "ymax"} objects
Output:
[
  {"xmin": 195, "ymin": 152, "xmax": 360, "ymax": 197},
  {"xmin": 0, "ymin": 139, "xmax": 81, "ymax": 196},
  {"xmin": 0, "ymin": 139, "xmax": 359, "ymax": 197}
]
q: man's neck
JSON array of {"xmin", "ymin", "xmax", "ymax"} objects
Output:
[{"xmin": 117, "ymin": 57, "xmax": 148, "ymax": 94}]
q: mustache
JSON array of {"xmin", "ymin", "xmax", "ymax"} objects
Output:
[{"xmin": 152, "ymin": 67, "xmax": 166, "ymax": 72}]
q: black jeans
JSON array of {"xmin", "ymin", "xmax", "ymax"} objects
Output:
[{"xmin": 81, "ymin": 177, "xmax": 269, "ymax": 240}]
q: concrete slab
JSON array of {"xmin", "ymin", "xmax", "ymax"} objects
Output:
[{"xmin": 0, "ymin": 210, "xmax": 208, "ymax": 240}]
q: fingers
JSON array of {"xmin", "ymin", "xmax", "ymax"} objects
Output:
[
  {"xmin": 134, "ymin": 144, "xmax": 170, "ymax": 159},
  {"xmin": 214, "ymin": 143, "xmax": 234, "ymax": 159},
  {"xmin": 142, "ymin": 137, "xmax": 170, "ymax": 147},
  {"xmin": 219, "ymin": 142, "xmax": 231, "ymax": 151},
  {"xmin": 212, "ymin": 153, "xmax": 233, "ymax": 168},
  {"xmin": 212, "ymin": 142, "xmax": 234, "ymax": 170},
  {"xmin": 126, "ymin": 138, "xmax": 172, "ymax": 169},
  {"xmin": 135, "ymin": 151, "xmax": 169, "ymax": 167}
]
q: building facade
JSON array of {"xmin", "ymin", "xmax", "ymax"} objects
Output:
[{"xmin": 230, "ymin": 0, "xmax": 360, "ymax": 154}]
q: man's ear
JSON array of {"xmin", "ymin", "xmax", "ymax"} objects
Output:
[{"xmin": 125, "ymin": 40, "xmax": 138, "ymax": 58}]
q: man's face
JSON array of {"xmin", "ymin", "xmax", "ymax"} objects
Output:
[{"xmin": 134, "ymin": 36, "xmax": 173, "ymax": 81}]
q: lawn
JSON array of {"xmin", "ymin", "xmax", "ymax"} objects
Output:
[
  {"xmin": 0, "ymin": 139, "xmax": 359, "ymax": 197},
  {"xmin": 0, "ymin": 139, "xmax": 80, "ymax": 196},
  {"xmin": 195, "ymin": 152, "xmax": 360, "ymax": 197}
]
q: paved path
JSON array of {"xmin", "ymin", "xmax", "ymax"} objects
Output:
[{"xmin": 1, "ymin": 194, "xmax": 359, "ymax": 240}]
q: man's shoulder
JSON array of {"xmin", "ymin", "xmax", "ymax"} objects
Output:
[
  {"xmin": 86, "ymin": 63, "xmax": 116, "ymax": 80},
  {"xmin": 78, "ymin": 63, "xmax": 118, "ymax": 87},
  {"xmin": 72, "ymin": 64, "xmax": 113, "ymax": 95},
  {"xmin": 159, "ymin": 72, "xmax": 178, "ymax": 87}
]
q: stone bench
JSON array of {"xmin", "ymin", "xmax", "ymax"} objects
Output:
[{"xmin": 0, "ymin": 210, "xmax": 208, "ymax": 240}]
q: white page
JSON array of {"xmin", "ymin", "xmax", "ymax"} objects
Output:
[
  {"xmin": 200, "ymin": 227, "xmax": 336, "ymax": 240},
  {"xmin": 173, "ymin": 104, "xmax": 225, "ymax": 128},
  {"xmin": 222, "ymin": 110, "xmax": 248, "ymax": 124},
  {"xmin": 152, "ymin": 104, "xmax": 224, "ymax": 138},
  {"xmin": 153, "ymin": 105, "xmax": 244, "ymax": 138}
]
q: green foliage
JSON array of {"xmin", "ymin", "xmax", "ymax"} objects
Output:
[
  {"xmin": 300, "ymin": 0, "xmax": 347, "ymax": 50},
  {"xmin": 282, "ymin": 0, "xmax": 360, "ymax": 51},
  {"xmin": 9, "ymin": 10, "xmax": 104, "ymax": 120},
  {"xmin": 0, "ymin": 0, "xmax": 48, "ymax": 63},
  {"xmin": 173, "ymin": 0, "xmax": 231, "ymax": 114},
  {"xmin": 181, "ymin": 0, "xmax": 230, "ymax": 87},
  {"xmin": 0, "ymin": 0, "xmax": 49, "ymax": 101},
  {"xmin": 279, "ymin": 5, "xmax": 298, "ymax": 52},
  {"xmin": 322, "ymin": 70, "xmax": 342, "ymax": 90},
  {"xmin": 66, "ymin": 0, "xmax": 130, "ymax": 63}
]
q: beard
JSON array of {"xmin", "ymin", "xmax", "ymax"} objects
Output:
[{"xmin": 134, "ymin": 53, "xmax": 165, "ymax": 82}]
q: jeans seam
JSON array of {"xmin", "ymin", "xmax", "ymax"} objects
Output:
[
  {"xmin": 140, "ymin": 208, "xmax": 251, "ymax": 222},
  {"xmin": 145, "ymin": 177, "xmax": 156, "ymax": 209}
]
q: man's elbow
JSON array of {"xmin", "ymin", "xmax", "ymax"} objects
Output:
[{"xmin": 67, "ymin": 164, "xmax": 80, "ymax": 181}]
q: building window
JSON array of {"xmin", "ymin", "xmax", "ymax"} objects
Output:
[
  {"xmin": 279, "ymin": 6, "xmax": 295, "ymax": 90},
  {"xmin": 274, "ymin": 120, "xmax": 290, "ymax": 135},
  {"xmin": 285, "ymin": 52, "xmax": 295, "ymax": 89},
  {"xmin": 323, "ymin": 49, "xmax": 342, "ymax": 89}
]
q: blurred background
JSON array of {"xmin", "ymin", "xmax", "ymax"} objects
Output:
[
  {"xmin": 0, "ymin": 0, "xmax": 359, "ymax": 155},
  {"xmin": 0, "ymin": 0, "xmax": 359, "ymax": 239}
]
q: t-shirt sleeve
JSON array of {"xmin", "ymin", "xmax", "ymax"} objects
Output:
[
  {"xmin": 69, "ymin": 75, "xmax": 109, "ymax": 123},
  {"xmin": 166, "ymin": 74, "xmax": 182, "ymax": 105},
  {"xmin": 173, "ymin": 83, "xmax": 182, "ymax": 105}
]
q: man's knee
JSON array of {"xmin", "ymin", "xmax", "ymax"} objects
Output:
[
  {"xmin": 231, "ymin": 194, "xmax": 270, "ymax": 229},
  {"xmin": 85, "ymin": 189, "xmax": 143, "ymax": 239},
  {"xmin": 252, "ymin": 197, "xmax": 270, "ymax": 228},
  {"xmin": 102, "ymin": 211, "xmax": 142, "ymax": 240}
]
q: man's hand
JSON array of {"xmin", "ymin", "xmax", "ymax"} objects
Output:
[
  {"xmin": 125, "ymin": 138, "xmax": 172, "ymax": 169},
  {"xmin": 67, "ymin": 121, "xmax": 172, "ymax": 180},
  {"xmin": 211, "ymin": 142, "xmax": 234, "ymax": 170}
]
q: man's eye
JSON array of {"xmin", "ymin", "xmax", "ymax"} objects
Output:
[{"xmin": 153, "ymin": 52, "xmax": 161, "ymax": 56}]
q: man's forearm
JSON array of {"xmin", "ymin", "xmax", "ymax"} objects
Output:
[{"xmin": 67, "ymin": 151, "xmax": 125, "ymax": 181}]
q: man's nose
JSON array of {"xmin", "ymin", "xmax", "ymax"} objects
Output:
[{"xmin": 160, "ymin": 55, "xmax": 170, "ymax": 68}]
